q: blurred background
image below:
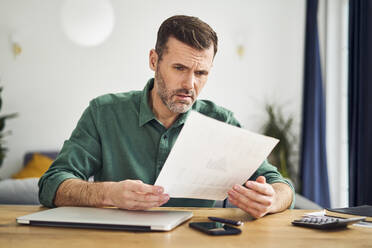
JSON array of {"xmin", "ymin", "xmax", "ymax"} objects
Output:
[{"xmin": 0, "ymin": 0, "xmax": 351, "ymax": 208}]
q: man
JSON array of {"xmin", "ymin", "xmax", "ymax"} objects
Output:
[{"xmin": 39, "ymin": 15, "xmax": 294, "ymax": 219}]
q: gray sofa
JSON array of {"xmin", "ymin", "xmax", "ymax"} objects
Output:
[
  {"xmin": 0, "ymin": 151, "xmax": 58, "ymax": 205},
  {"xmin": 0, "ymin": 178, "xmax": 40, "ymax": 204},
  {"xmin": 0, "ymin": 151, "xmax": 321, "ymax": 209}
]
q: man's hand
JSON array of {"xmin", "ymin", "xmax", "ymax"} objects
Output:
[
  {"xmin": 227, "ymin": 176, "xmax": 292, "ymax": 219},
  {"xmin": 54, "ymin": 179, "xmax": 170, "ymax": 210},
  {"xmin": 104, "ymin": 180, "xmax": 170, "ymax": 210}
]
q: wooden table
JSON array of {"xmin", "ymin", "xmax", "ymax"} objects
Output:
[{"xmin": 0, "ymin": 205, "xmax": 371, "ymax": 248}]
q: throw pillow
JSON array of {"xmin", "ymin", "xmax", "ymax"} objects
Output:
[{"xmin": 12, "ymin": 153, "xmax": 53, "ymax": 179}]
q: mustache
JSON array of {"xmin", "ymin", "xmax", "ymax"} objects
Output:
[{"xmin": 172, "ymin": 89, "xmax": 195, "ymax": 98}]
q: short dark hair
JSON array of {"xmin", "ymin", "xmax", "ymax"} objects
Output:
[{"xmin": 155, "ymin": 15, "xmax": 218, "ymax": 60}]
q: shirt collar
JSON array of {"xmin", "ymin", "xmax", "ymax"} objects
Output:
[
  {"xmin": 138, "ymin": 78, "xmax": 194, "ymax": 128},
  {"xmin": 139, "ymin": 78, "xmax": 157, "ymax": 127}
]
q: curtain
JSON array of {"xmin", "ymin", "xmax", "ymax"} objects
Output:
[
  {"xmin": 348, "ymin": 0, "xmax": 372, "ymax": 206},
  {"xmin": 300, "ymin": 0, "xmax": 331, "ymax": 208}
]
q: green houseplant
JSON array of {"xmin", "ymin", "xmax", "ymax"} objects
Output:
[
  {"xmin": 0, "ymin": 87, "xmax": 17, "ymax": 167},
  {"xmin": 261, "ymin": 103, "xmax": 298, "ymax": 188}
]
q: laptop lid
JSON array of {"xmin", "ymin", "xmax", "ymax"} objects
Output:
[{"xmin": 17, "ymin": 206, "xmax": 193, "ymax": 231}]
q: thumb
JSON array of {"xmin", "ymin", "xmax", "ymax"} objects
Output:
[{"xmin": 256, "ymin": 176, "xmax": 266, "ymax": 184}]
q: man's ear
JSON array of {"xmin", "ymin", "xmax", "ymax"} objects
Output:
[{"xmin": 149, "ymin": 49, "xmax": 158, "ymax": 71}]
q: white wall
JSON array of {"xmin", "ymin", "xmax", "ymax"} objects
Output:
[
  {"xmin": 322, "ymin": 0, "xmax": 349, "ymax": 208},
  {"xmin": 0, "ymin": 0, "xmax": 305, "ymax": 181}
]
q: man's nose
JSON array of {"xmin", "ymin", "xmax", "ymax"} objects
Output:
[{"xmin": 182, "ymin": 72, "xmax": 195, "ymax": 90}]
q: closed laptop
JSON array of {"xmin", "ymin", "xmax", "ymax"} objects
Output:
[{"xmin": 17, "ymin": 206, "xmax": 193, "ymax": 231}]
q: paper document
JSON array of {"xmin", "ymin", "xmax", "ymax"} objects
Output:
[{"xmin": 155, "ymin": 111, "xmax": 279, "ymax": 201}]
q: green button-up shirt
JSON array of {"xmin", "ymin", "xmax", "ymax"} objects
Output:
[{"xmin": 39, "ymin": 79, "xmax": 294, "ymax": 208}]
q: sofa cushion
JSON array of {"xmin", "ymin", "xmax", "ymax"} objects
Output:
[
  {"xmin": 12, "ymin": 153, "xmax": 53, "ymax": 179},
  {"xmin": 23, "ymin": 151, "xmax": 59, "ymax": 166},
  {"xmin": 0, "ymin": 178, "xmax": 40, "ymax": 204}
]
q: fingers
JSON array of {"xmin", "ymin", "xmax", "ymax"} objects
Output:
[
  {"xmin": 228, "ymin": 195, "xmax": 266, "ymax": 218},
  {"xmin": 228, "ymin": 186, "xmax": 272, "ymax": 214},
  {"xmin": 108, "ymin": 180, "xmax": 170, "ymax": 210},
  {"xmin": 124, "ymin": 189, "xmax": 169, "ymax": 204},
  {"xmin": 128, "ymin": 180, "xmax": 164, "ymax": 195},
  {"xmin": 256, "ymin": 176, "xmax": 266, "ymax": 184},
  {"xmin": 124, "ymin": 180, "xmax": 169, "ymax": 201},
  {"xmin": 227, "ymin": 179, "xmax": 275, "ymax": 218},
  {"xmin": 123, "ymin": 199, "xmax": 167, "ymax": 210},
  {"xmin": 244, "ymin": 179, "xmax": 274, "ymax": 197},
  {"xmin": 228, "ymin": 191, "xmax": 271, "ymax": 217},
  {"xmin": 124, "ymin": 195, "xmax": 170, "ymax": 210},
  {"xmin": 231, "ymin": 185, "xmax": 273, "ymax": 206}
]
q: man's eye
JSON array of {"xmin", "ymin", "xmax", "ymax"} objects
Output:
[
  {"xmin": 195, "ymin": 71, "xmax": 208, "ymax": 76},
  {"xmin": 175, "ymin": 66, "xmax": 185, "ymax": 71}
]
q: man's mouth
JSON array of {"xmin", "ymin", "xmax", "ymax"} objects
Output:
[
  {"xmin": 175, "ymin": 94, "xmax": 192, "ymax": 100},
  {"xmin": 172, "ymin": 89, "xmax": 195, "ymax": 103}
]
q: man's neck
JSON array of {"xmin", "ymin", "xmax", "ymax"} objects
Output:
[{"xmin": 150, "ymin": 88, "xmax": 179, "ymax": 129}]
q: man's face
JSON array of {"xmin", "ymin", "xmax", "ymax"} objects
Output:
[{"xmin": 150, "ymin": 37, "xmax": 214, "ymax": 114}]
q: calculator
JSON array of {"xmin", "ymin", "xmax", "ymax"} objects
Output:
[{"xmin": 292, "ymin": 216, "xmax": 366, "ymax": 229}]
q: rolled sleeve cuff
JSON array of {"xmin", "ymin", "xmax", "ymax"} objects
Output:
[{"xmin": 38, "ymin": 172, "xmax": 79, "ymax": 208}]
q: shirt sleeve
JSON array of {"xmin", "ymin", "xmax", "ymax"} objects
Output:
[
  {"xmin": 38, "ymin": 101, "xmax": 102, "ymax": 207},
  {"xmin": 226, "ymin": 112, "xmax": 242, "ymax": 128}
]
